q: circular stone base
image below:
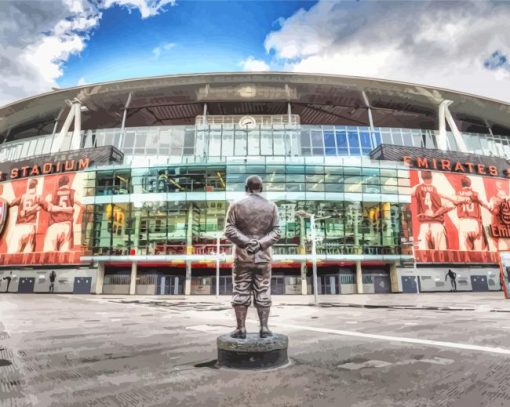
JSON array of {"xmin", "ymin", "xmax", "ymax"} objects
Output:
[{"xmin": 217, "ymin": 333, "xmax": 289, "ymax": 370}]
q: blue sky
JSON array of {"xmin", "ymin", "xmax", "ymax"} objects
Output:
[
  {"xmin": 2, "ymin": 0, "xmax": 510, "ymax": 105},
  {"xmin": 58, "ymin": 1, "xmax": 315, "ymax": 87}
]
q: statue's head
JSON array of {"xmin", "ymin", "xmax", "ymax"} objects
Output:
[{"xmin": 245, "ymin": 175, "xmax": 263, "ymax": 193}]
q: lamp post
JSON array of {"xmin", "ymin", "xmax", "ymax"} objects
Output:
[
  {"xmin": 216, "ymin": 232, "xmax": 222, "ymax": 298},
  {"xmin": 295, "ymin": 210, "xmax": 329, "ymax": 305}
]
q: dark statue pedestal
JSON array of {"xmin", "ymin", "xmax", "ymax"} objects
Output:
[{"xmin": 217, "ymin": 333, "xmax": 289, "ymax": 369}]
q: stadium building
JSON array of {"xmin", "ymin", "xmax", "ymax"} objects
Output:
[{"xmin": 0, "ymin": 72, "xmax": 509, "ymax": 296}]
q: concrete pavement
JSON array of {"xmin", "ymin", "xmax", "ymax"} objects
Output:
[
  {"xmin": 97, "ymin": 291, "xmax": 510, "ymax": 311},
  {"xmin": 1, "ymin": 292, "xmax": 510, "ymax": 406}
]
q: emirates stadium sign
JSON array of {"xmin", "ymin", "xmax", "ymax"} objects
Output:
[
  {"xmin": 371, "ymin": 144, "xmax": 510, "ymax": 178},
  {"xmin": 402, "ymin": 156, "xmax": 499, "ymax": 177},
  {"xmin": 4, "ymin": 157, "xmax": 91, "ymax": 180},
  {"xmin": 0, "ymin": 145, "xmax": 123, "ymax": 182}
]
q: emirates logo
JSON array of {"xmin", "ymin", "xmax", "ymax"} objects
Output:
[{"xmin": 499, "ymin": 199, "xmax": 510, "ymax": 225}]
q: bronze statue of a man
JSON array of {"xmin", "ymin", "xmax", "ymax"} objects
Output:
[{"xmin": 225, "ymin": 175, "xmax": 280, "ymax": 339}]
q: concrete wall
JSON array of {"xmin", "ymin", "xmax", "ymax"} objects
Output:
[
  {"xmin": 0, "ymin": 268, "xmax": 97, "ymax": 293},
  {"xmin": 136, "ymin": 284, "xmax": 156, "ymax": 295},
  {"xmin": 340, "ymin": 284, "xmax": 356, "ymax": 294},
  {"xmin": 102, "ymin": 284, "xmax": 130, "ymax": 295},
  {"xmin": 362, "ymin": 284, "xmax": 375, "ymax": 294},
  {"xmin": 396, "ymin": 267, "xmax": 501, "ymax": 293}
]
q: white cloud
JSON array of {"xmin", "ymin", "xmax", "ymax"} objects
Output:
[
  {"xmin": 77, "ymin": 77, "xmax": 88, "ymax": 86},
  {"xmin": 0, "ymin": 0, "xmax": 174, "ymax": 107},
  {"xmin": 103, "ymin": 0, "xmax": 175, "ymax": 19},
  {"xmin": 264, "ymin": 0, "xmax": 510, "ymax": 103},
  {"xmin": 240, "ymin": 56, "xmax": 270, "ymax": 72},
  {"xmin": 152, "ymin": 42, "xmax": 176, "ymax": 60}
]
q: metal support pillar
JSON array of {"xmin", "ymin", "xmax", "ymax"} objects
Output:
[
  {"xmin": 129, "ymin": 262, "xmax": 137, "ymax": 295},
  {"xmin": 51, "ymin": 102, "xmax": 75, "ymax": 153},
  {"xmin": 437, "ymin": 100, "xmax": 449, "ymax": 151},
  {"xmin": 185, "ymin": 262, "xmax": 192, "ymax": 295},
  {"xmin": 438, "ymin": 100, "xmax": 468, "ymax": 153},
  {"xmin": 444, "ymin": 105, "xmax": 467, "ymax": 153},
  {"xmin": 356, "ymin": 261, "xmax": 363, "ymax": 294},
  {"xmin": 216, "ymin": 233, "xmax": 221, "ymax": 298},
  {"xmin": 203, "ymin": 103, "xmax": 208, "ymax": 125},
  {"xmin": 185, "ymin": 204, "xmax": 194, "ymax": 296},
  {"xmin": 94, "ymin": 263, "xmax": 105, "ymax": 295},
  {"xmin": 361, "ymin": 91, "xmax": 375, "ymax": 131},
  {"xmin": 389, "ymin": 262, "xmax": 399, "ymax": 293},
  {"xmin": 310, "ymin": 215, "xmax": 318, "ymax": 305},
  {"xmin": 50, "ymin": 99, "xmax": 83, "ymax": 153},
  {"xmin": 485, "ymin": 119, "xmax": 495, "ymax": 137},
  {"xmin": 71, "ymin": 102, "xmax": 82, "ymax": 150},
  {"xmin": 299, "ymin": 216, "xmax": 307, "ymax": 295},
  {"xmin": 119, "ymin": 92, "xmax": 132, "ymax": 150},
  {"xmin": 300, "ymin": 263, "xmax": 308, "ymax": 295}
]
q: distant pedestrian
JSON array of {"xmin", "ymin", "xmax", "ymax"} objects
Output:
[
  {"xmin": 49, "ymin": 270, "xmax": 57, "ymax": 293},
  {"xmin": 445, "ymin": 269, "xmax": 457, "ymax": 292},
  {"xmin": 2, "ymin": 272, "xmax": 13, "ymax": 293}
]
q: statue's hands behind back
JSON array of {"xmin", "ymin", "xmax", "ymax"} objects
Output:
[{"xmin": 246, "ymin": 239, "xmax": 261, "ymax": 254}]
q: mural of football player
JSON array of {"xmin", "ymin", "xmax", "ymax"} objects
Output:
[
  {"xmin": 0, "ymin": 183, "xmax": 9, "ymax": 240},
  {"xmin": 7, "ymin": 178, "xmax": 42, "ymax": 253},
  {"xmin": 455, "ymin": 176, "xmax": 490, "ymax": 251},
  {"xmin": 41, "ymin": 175, "xmax": 83, "ymax": 252},
  {"xmin": 489, "ymin": 180, "xmax": 510, "ymax": 250},
  {"xmin": 412, "ymin": 170, "xmax": 458, "ymax": 250}
]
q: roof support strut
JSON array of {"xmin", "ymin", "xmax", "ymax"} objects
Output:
[
  {"xmin": 437, "ymin": 100, "xmax": 467, "ymax": 153},
  {"xmin": 118, "ymin": 92, "xmax": 133, "ymax": 150},
  {"xmin": 50, "ymin": 99, "xmax": 82, "ymax": 154},
  {"xmin": 361, "ymin": 91, "xmax": 374, "ymax": 131}
]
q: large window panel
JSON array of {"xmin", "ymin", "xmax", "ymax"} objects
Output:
[
  {"xmin": 335, "ymin": 130, "xmax": 348, "ymax": 155},
  {"xmin": 274, "ymin": 130, "xmax": 286, "ymax": 156},
  {"xmin": 234, "ymin": 128, "xmax": 247, "ymax": 156},
  {"xmin": 311, "ymin": 130, "xmax": 324, "ymax": 155},
  {"xmin": 134, "ymin": 131, "xmax": 146, "ymax": 155},
  {"xmin": 359, "ymin": 132, "xmax": 372, "ymax": 154},
  {"xmin": 266, "ymin": 165, "xmax": 286, "ymax": 183},
  {"xmin": 184, "ymin": 128, "xmax": 196, "ymax": 156},
  {"xmin": 348, "ymin": 131, "xmax": 361, "ymax": 155},
  {"xmin": 208, "ymin": 127, "xmax": 222, "ymax": 157},
  {"xmin": 170, "ymin": 128, "xmax": 185, "ymax": 156},
  {"xmin": 381, "ymin": 131, "xmax": 393, "ymax": 145},
  {"xmin": 247, "ymin": 128, "xmax": 261, "ymax": 156},
  {"xmin": 300, "ymin": 130, "xmax": 311, "ymax": 156},
  {"xmin": 146, "ymin": 129, "xmax": 159, "ymax": 155},
  {"xmin": 222, "ymin": 130, "xmax": 234, "ymax": 157},
  {"xmin": 372, "ymin": 131, "xmax": 382, "ymax": 148},
  {"xmin": 324, "ymin": 130, "xmax": 336, "ymax": 156},
  {"xmin": 123, "ymin": 131, "xmax": 135, "ymax": 154}
]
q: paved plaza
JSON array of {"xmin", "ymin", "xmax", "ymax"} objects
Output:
[{"xmin": 1, "ymin": 292, "xmax": 510, "ymax": 406}]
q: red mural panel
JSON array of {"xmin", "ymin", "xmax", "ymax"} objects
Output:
[
  {"xmin": 0, "ymin": 173, "xmax": 85, "ymax": 265},
  {"xmin": 410, "ymin": 169, "xmax": 510, "ymax": 263}
]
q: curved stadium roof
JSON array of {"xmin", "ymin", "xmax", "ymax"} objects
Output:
[{"xmin": 1, "ymin": 72, "xmax": 510, "ymax": 142}]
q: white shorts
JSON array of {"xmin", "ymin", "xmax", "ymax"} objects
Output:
[
  {"xmin": 418, "ymin": 223, "xmax": 447, "ymax": 250},
  {"xmin": 43, "ymin": 222, "xmax": 72, "ymax": 252},
  {"xmin": 458, "ymin": 218, "xmax": 482, "ymax": 251},
  {"xmin": 8, "ymin": 223, "xmax": 36, "ymax": 253}
]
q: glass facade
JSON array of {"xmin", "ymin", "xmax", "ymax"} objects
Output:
[
  {"xmin": 80, "ymin": 157, "xmax": 411, "ymax": 259},
  {"xmin": 3, "ymin": 124, "xmax": 510, "ymax": 162}
]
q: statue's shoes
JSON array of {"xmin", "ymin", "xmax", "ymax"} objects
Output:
[
  {"xmin": 260, "ymin": 328, "xmax": 272, "ymax": 338},
  {"xmin": 231, "ymin": 328, "xmax": 247, "ymax": 339}
]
